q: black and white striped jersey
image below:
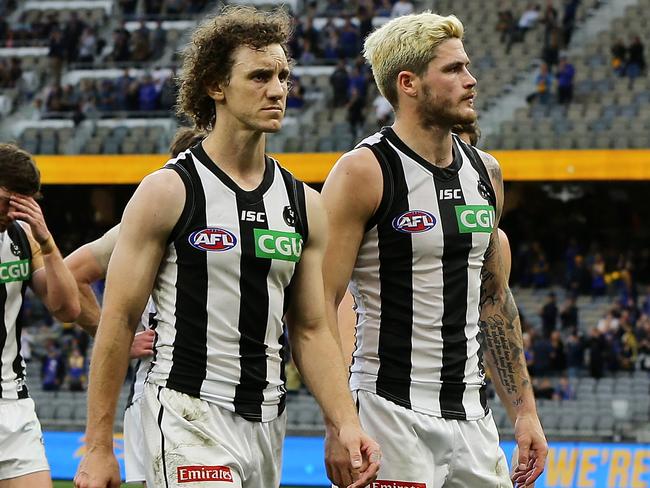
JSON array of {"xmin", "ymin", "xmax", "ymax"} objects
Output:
[
  {"xmin": 125, "ymin": 297, "xmax": 156, "ymax": 410},
  {"xmin": 0, "ymin": 222, "xmax": 32, "ymax": 399},
  {"xmin": 147, "ymin": 144, "xmax": 308, "ymax": 422},
  {"xmin": 349, "ymin": 127, "xmax": 496, "ymax": 420}
]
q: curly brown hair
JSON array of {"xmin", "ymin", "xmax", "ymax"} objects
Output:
[
  {"xmin": 169, "ymin": 126, "xmax": 207, "ymax": 157},
  {"xmin": 177, "ymin": 6, "xmax": 293, "ymax": 131}
]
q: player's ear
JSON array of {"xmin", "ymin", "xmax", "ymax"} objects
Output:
[
  {"xmin": 206, "ymin": 81, "xmax": 225, "ymax": 102},
  {"xmin": 397, "ymin": 70, "xmax": 418, "ymax": 99}
]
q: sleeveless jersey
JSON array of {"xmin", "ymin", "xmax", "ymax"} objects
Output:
[
  {"xmin": 0, "ymin": 222, "xmax": 33, "ymax": 399},
  {"xmin": 125, "ymin": 297, "xmax": 156, "ymax": 409},
  {"xmin": 349, "ymin": 128, "xmax": 496, "ymax": 420},
  {"xmin": 147, "ymin": 144, "xmax": 309, "ymax": 422}
]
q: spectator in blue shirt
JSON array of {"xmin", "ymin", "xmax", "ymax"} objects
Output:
[
  {"xmin": 556, "ymin": 56, "xmax": 575, "ymax": 104},
  {"xmin": 526, "ymin": 62, "xmax": 554, "ymax": 104},
  {"xmin": 553, "ymin": 376, "xmax": 575, "ymax": 400},
  {"xmin": 138, "ymin": 74, "xmax": 159, "ymax": 111}
]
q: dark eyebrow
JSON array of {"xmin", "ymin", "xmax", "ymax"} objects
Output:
[
  {"xmin": 249, "ymin": 68, "xmax": 274, "ymax": 78},
  {"xmin": 442, "ymin": 60, "xmax": 470, "ymax": 71},
  {"xmin": 248, "ymin": 67, "xmax": 291, "ymax": 79}
]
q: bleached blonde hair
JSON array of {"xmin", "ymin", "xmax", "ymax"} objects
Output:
[{"xmin": 363, "ymin": 12, "xmax": 464, "ymax": 109}]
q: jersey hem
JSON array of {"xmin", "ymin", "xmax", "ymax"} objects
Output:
[
  {"xmin": 351, "ymin": 376, "xmax": 489, "ymax": 421},
  {"xmin": 147, "ymin": 379, "xmax": 283, "ymax": 423}
]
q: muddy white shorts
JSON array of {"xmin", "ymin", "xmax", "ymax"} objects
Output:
[
  {"xmin": 141, "ymin": 383, "xmax": 286, "ymax": 487},
  {"xmin": 352, "ymin": 389, "xmax": 511, "ymax": 488},
  {"xmin": 0, "ymin": 397, "xmax": 50, "ymax": 480},
  {"xmin": 124, "ymin": 398, "xmax": 146, "ymax": 483}
]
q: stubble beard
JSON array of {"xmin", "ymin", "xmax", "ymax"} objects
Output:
[{"xmin": 417, "ymin": 84, "xmax": 476, "ymax": 130}]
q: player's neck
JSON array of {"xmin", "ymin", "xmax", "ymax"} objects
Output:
[
  {"xmin": 392, "ymin": 117, "xmax": 454, "ymax": 169},
  {"xmin": 202, "ymin": 125, "xmax": 267, "ymax": 190}
]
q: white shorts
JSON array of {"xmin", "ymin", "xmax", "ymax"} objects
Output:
[
  {"xmin": 0, "ymin": 397, "xmax": 50, "ymax": 480},
  {"xmin": 141, "ymin": 383, "xmax": 286, "ymax": 487},
  {"xmin": 353, "ymin": 389, "xmax": 511, "ymax": 488},
  {"xmin": 124, "ymin": 398, "xmax": 145, "ymax": 483}
]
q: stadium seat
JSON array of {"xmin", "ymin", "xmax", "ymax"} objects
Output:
[
  {"xmin": 558, "ymin": 413, "xmax": 578, "ymax": 433},
  {"xmin": 597, "ymin": 416, "xmax": 615, "ymax": 437},
  {"xmin": 576, "ymin": 415, "xmax": 598, "ymax": 436}
]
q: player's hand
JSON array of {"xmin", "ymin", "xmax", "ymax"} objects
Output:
[
  {"xmin": 9, "ymin": 195, "xmax": 51, "ymax": 245},
  {"xmin": 325, "ymin": 422, "xmax": 381, "ymax": 488},
  {"xmin": 74, "ymin": 447, "xmax": 121, "ymax": 488},
  {"xmin": 511, "ymin": 454, "xmax": 536, "ymax": 488},
  {"xmin": 511, "ymin": 412, "xmax": 547, "ymax": 486},
  {"xmin": 130, "ymin": 329, "xmax": 155, "ymax": 359}
]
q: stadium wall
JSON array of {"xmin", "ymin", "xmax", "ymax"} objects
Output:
[
  {"xmin": 37, "ymin": 150, "xmax": 650, "ymax": 184},
  {"xmin": 45, "ymin": 431, "xmax": 650, "ymax": 487}
]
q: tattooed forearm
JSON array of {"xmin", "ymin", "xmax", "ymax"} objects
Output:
[
  {"xmin": 480, "ymin": 289, "xmax": 532, "ymax": 401},
  {"xmin": 480, "ymin": 315, "xmax": 517, "ymax": 394}
]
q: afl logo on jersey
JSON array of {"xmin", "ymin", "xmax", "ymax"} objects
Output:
[
  {"xmin": 188, "ymin": 228, "xmax": 237, "ymax": 252},
  {"xmin": 392, "ymin": 210, "xmax": 437, "ymax": 234}
]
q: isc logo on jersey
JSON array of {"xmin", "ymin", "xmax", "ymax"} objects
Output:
[
  {"xmin": 254, "ymin": 229, "xmax": 302, "ymax": 262},
  {"xmin": 455, "ymin": 205, "xmax": 495, "ymax": 233},
  {"xmin": 392, "ymin": 210, "xmax": 436, "ymax": 234},
  {"xmin": 188, "ymin": 228, "xmax": 237, "ymax": 252}
]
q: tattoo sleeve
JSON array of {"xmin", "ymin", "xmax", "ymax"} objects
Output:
[{"xmin": 479, "ymin": 234, "xmax": 532, "ymax": 407}]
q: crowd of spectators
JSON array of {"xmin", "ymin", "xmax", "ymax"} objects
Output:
[
  {"xmin": 303, "ymin": 0, "xmax": 414, "ymax": 19},
  {"xmin": 20, "ymin": 291, "xmax": 90, "ymax": 392},
  {"xmin": 0, "ymin": 11, "xmax": 102, "ymax": 50},
  {"xmin": 510, "ymin": 234, "xmax": 650, "ymax": 388},
  {"xmin": 35, "ymin": 70, "xmax": 178, "ymax": 120},
  {"xmin": 289, "ymin": 0, "xmax": 414, "ymax": 64},
  {"xmin": 512, "ymin": 239, "xmax": 643, "ymax": 301},
  {"xmin": 526, "ymin": 57, "xmax": 575, "ymax": 105},
  {"xmin": 117, "ymin": 0, "xmax": 209, "ymax": 18},
  {"xmin": 523, "ymin": 295, "xmax": 650, "ymax": 381},
  {"xmin": 48, "ymin": 19, "xmax": 168, "ymax": 84},
  {"xmin": 0, "ymin": 57, "xmax": 22, "ymax": 89},
  {"xmin": 611, "ymin": 35, "xmax": 646, "ymax": 82},
  {"xmin": 497, "ymin": 0, "xmax": 580, "ymax": 57}
]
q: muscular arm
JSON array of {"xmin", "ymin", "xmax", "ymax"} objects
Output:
[
  {"xmin": 286, "ymin": 189, "xmax": 357, "ymax": 427},
  {"xmin": 76, "ymin": 170, "xmax": 183, "ymax": 487},
  {"xmin": 64, "ymin": 225, "xmax": 120, "ymax": 337},
  {"xmin": 320, "ymin": 148, "xmax": 383, "ymax": 487},
  {"xmin": 478, "ymin": 152, "xmax": 546, "ymax": 485},
  {"xmin": 287, "ymin": 186, "xmax": 379, "ymax": 488},
  {"xmin": 485, "ymin": 228, "xmax": 517, "ymax": 423},
  {"xmin": 27, "ymin": 227, "xmax": 81, "ymax": 322},
  {"xmin": 321, "ymin": 147, "xmax": 382, "ymax": 366},
  {"xmin": 478, "ymin": 154, "xmax": 532, "ymax": 414}
]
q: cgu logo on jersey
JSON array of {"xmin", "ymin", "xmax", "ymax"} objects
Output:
[
  {"xmin": 254, "ymin": 229, "xmax": 302, "ymax": 262},
  {"xmin": 392, "ymin": 210, "xmax": 436, "ymax": 234},
  {"xmin": 455, "ymin": 205, "xmax": 495, "ymax": 233},
  {"xmin": 188, "ymin": 228, "xmax": 237, "ymax": 252},
  {"xmin": 0, "ymin": 259, "xmax": 31, "ymax": 284}
]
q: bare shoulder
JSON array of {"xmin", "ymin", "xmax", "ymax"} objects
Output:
[
  {"xmin": 140, "ymin": 167, "xmax": 186, "ymax": 194},
  {"xmin": 123, "ymin": 168, "xmax": 186, "ymax": 237},
  {"xmin": 131, "ymin": 169, "xmax": 185, "ymax": 211},
  {"xmin": 323, "ymin": 146, "xmax": 382, "ymax": 218},
  {"xmin": 329, "ymin": 146, "xmax": 380, "ymax": 180}
]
